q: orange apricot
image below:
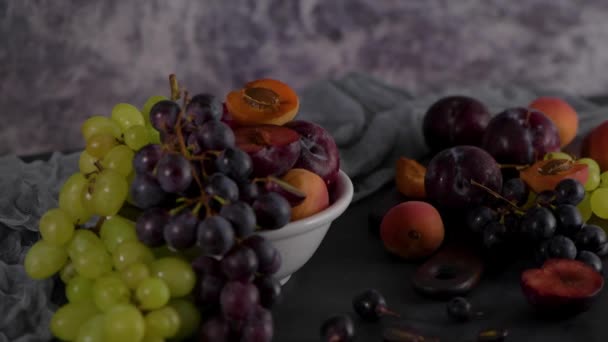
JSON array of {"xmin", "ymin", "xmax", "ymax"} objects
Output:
[
  {"xmin": 226, "ymin": 78, "xmax": 299, "ymax": 126},
  {"xmin": 380, "ymin": 201, "xmax": 444, "ymax": 260},
  {"xmin": 582, "ymin": 120, "xmax": 608, "ymax": 172},
  {"xmin": 281, "ymin": 168, "xmax": 329, "ymax": 221},
  {"xmin": 395, "ymin": 157, "xmax": 426, "ymax": 198},
  {"xmin": 520, "ymin": 159, "xmax": 589, "ymax": 193},
  {"xmin": 529, "ymin": 97, "xmax": 578, "ymax": 147}
]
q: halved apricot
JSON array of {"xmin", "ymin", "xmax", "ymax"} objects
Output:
[
  {"xmin": 395, "ymin": 157, "xmax": 426, "ymax": 198},
  {"xmin": 520, "ymin": 159, "xmax": 589, "ymax": 193},
  {"xmin": 225, "ymin": 78, "xmax": 299, "ymax": 126}
]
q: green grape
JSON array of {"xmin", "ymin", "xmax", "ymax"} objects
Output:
[
  {"xmin": 39, "ymin": 208, "xmax": 75, "ymax": 246},
  {"xmin": 148, "ymin": 125, "xmax": 161, "ymax": 144},
  {"xmin": 111, "ymin": 103, "xmax": 145, "ymax": 132},
  {"xmin": 68, "ymin": 229, "xmax": 105, "ymax": 257},
  {"xmin": 144, "ymin": 306, "xmax": 180, "ymax": 338},
  {"xmin": 60, "ymin": 261, "xmax": 77, "ymax": 283},
  {"xmin": 102, "ymin": 145, "xmax": 135, "ymax": 177},
  {"xmin": 67, "ymin": 275, "xmax": 94, "ymax": 303},
  {"xmin": 149, "ymin": 257, "xmax": 196, "ymax": 298},
  {"xmin": 125, "ymin": 125, "xmax": 150, "ymax": 151},
  {"xmin": 50, "ymin": 301, "xmax": 99, "ymax": 341},
  {"xmin": 79, "ymin": 151, "xmax": 99, "ymax": 175},
  {"xmin": 121, "ymin": 262, "xmax": 150, "ymax": 290},
  {"xmin": 103, "ymin": 304, "xmax": 145, "ymax": 342},
  {"xmin": 75, "ymin": 314, "xmax": 105, "ymax": 342},
  {"xmin": 113, "ymin": 240, "xmax": 155, "ymax": 271},
  {"xmin": 579, "ymin": 158, "xmax": 601, "ymax": 175},
  {"xmin": 81, "ymin": 184, "xmax": 96, "ymax": 216},
  {"xmin": 136, "ymin": 278, "xmax": 171, "ymax": 310},
  {"xmin": 93, "ymin": 273, "xmax": 131, "ymax": 312},
  {"xmin": 142, "ymin": 333, "xmax": 164, "ymax": 342},
  {"xmin": 72, "ymin": 248, "xmax": 113, "ymax": 279},
  {"xmin": 600, "ymin": 171, "xmax": 608, "ymax": 188},
  {"xmin": 91, "ymin": 169, "xmax": 128, "ymax": 216},
  {"xmin": 544, "ymin": 151, "xmax": 573, "ymax": 160},
  {"xmin": 591, "ymin": 188, "xmax": 608, "ymax": 219},
  {"xmin": 59, "ymin": 173, "xmax": 92, "ymax": 224},
  {"xmin": 25, "ymin": 240, "xmax": 68, "ymax": 279},
  {"xmin": 86, "ymin": 133, "xmax": 118, "ymax": 159},
  {"xmin": 141, "ymin": 95, "xmax": 168, "ymax": 125},
  {"xmin": 578, "ymin": 192, "xmax": 593, "ymax": 222},
  {"xmin": 100, "ymin": 216, "xmax": 137, "ymax": 253},
  {"xmin": 82, "ymin": 115, "xmax": 122, "ymax": 141},
  {"xmin": 168, "ymin": 299, "xmax": 200, "ymax": 340},
  {"xmin": 585, "ymin": 171, "xmax": 601, "ymax": 191}
]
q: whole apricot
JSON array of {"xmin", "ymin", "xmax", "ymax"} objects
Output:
[
  {"xmin": 281, "ymin": 168, "xmax": 330, "ymax": 221},
  {"xmin": 582, "ymin": 120, "xmax": 608, "ymax": 172},
  {"xmin": 380, "ymin": 201, "xmax": 444, "ymax": 260},
  {"xmin": 529, "ymin": 97, "xmax": 578, "ymax": 147},
  {"xmin": 395, "ymin": 157, "xmax": 426, "ymax": 198}
]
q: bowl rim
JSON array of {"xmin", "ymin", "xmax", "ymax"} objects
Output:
[{"xmin": 257, "ymin": 170, "xmax": 354, "ymax": 240}]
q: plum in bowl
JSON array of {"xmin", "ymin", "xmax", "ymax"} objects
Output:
[{"xmin": 257, "ymin": 170, "xmax": 353, "ymax": 284}]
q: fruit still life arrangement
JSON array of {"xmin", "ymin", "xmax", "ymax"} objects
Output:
[{"xmin": 23, "ymin": 75, "xmax": 342, "ymax": 341}]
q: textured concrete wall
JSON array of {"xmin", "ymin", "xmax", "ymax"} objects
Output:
[{"xmin": 2, "ymin": 0, "xmax": 608, "ymax": 156}]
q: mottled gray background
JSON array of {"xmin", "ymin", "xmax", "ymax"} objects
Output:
[{"xmin": 2, "ymin": 0, "xmax": 608, "ymax": 156}]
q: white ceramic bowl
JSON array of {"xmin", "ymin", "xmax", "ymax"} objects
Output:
[{"xmin": 257, "ymin": 170, "xmax": 353, "ymax": 284}]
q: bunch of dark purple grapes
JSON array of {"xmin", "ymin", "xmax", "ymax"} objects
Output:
[
  {"xmin": 129, "ymin": 92, "xmax": 291, "ymax": 341},
  {"xmin": 466, "ymin": 178, "xmax": 606, "ymax": 272}
]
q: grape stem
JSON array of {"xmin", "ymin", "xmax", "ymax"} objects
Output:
[
  {"xmin": 169, "ymin": 74, "xmax": 180, "ymax": 101},
  {"xmin": 498, "ymin": 163, "xmax": 529, "ymax": 170},
  {"xmin": 91, "ymin": 216, "xmax": 106, "ymax": 234},
  {"xmin": 169, "ymin": 203, "xmax": 191, "ymax": 216},
  {"xmin": 94, "ymin": 160, "xmax": 104, "ymax": 172},
  {"xmin": 470, "ymin": 179, "xmax": 525, "ymax": 214}
]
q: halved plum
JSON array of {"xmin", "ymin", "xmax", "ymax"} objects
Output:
[
  {"xmin": 234, "ymin": 125, "xmax": 301, "ymax": 177},
  {"xmin": 520, "ymin": 159, "xmax": 589, "ymax": 193}
]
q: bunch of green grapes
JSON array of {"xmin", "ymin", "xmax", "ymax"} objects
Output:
[{"xmin": 24, "ymin": 97, "xmax": 202, "ymax": 341}]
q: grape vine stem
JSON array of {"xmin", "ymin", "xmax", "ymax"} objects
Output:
[{"xmin": 470, "ymin": 179, "xmax": 524, "ymax": 214}]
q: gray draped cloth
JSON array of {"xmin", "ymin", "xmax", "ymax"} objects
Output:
[{"xmin": 1, "ymin": 72, "xmax": 606, "ymax": 341}]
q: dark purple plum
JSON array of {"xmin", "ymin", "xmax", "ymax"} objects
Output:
[
  {"xmin": 482, "ymin": 107, "xmax": 560, "ymax": 165},
  {"xmin": 235, "ymin": 125, "xmax": 301, "ymax": 177},
  {"xmin": 422, "ymin": 96, "xmax": 491, "ymax": 152},
  {"xmin": 424, "ymin": 146, "xmax": 503, "ymax": 209},
  {"xmin": 284, "ymin": 120, "xmax": 340, "ymax": 186}
]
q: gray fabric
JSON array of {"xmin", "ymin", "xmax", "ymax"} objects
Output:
[{"xmin": 1, "ymin": 74, "xmax": 607, "ymax": 340}]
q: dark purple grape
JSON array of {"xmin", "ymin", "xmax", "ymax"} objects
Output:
[
  {"xmin": 133, "ymin": 144, "xmax": 162, "ymax": 176},
  {"xmin": 221, "ymin": 246, "xmax": 258, "ymax": 281},
  {"xmin": 163, "ymin": 210, "xmax": 198, "ymax": 250},
  {"xmin": 195, "ymin": 120, "xmax": 235, "ymax": 151},
  {"xmin": 243, "ymin": 235, "xmax": 280, "ymax": 275},
  {"xmin": 219, "ymin": 201, "xmax": 256, "ymax": 238},
  {"xmin": 352, "ymin": 289, "xmax": 396, "ymax": 322},
  {"xmin": 197, "ymin": 274, "xmax": 225, "ymax": 305},
  {"xmin": 186, "ymin": 133, "xmax": 202, "ymax": 156},
  {"xmin": 424, "ymin": 146, "xmax": 503, "ymax": 209},
  {"xmin": 422, "ymin": 96, "xmax": 491, "ymax": 152},
  {"xmin": 554, "ymin": 204, "xmax": 583, "ymax": 237},
  {"xmin": 215, "ymin": 147, "xmax": 253, "ymax": 181},
  {"xmin": 598, "ymin": 243, "xmax": 608, "ymax": 257},
  {"xmin": 197, "ymin": 216, "xmax": 235, "ymax": 256},
  {"xmin": 481, "ymin": 107, "xmax": 560, "ymax": 165},
  {"xmin": 239, "ymin": 181, "xmax": 260, "ymax": 203},
  {"xmin": 501, "ymin": 178, "xmax": 529, "ymax": 206},
  {"xmin": 520, "ymin": 207, "xmax": 556, "ymax": 241},
  {"xmin": 575, "ymin": 225, "xmax": 607, "ymax": 253},
  {"xmin": 555, "ymin": 178, "xmax": 585, "ymax": 206},
  {"xmin": 546, "ymin": 235, "xmax": 577, "ymax": 259},
  {"xmin": 204, "ymin": 173, "xmax": 239, "ymax": 203},
  {"xmin": 446, "ymin": 297, "xmax": 473, "ymax": 322},
  {"xmin": 465, "ymin": 206, "xmax": 497, "ymax": 234},
  {"xmin": 241, "ymin": 306, "xmax": 274, "ymax": 342},
  {"xmin": 156, "ymin": 154, "xmax": 193, "ymax": 193},
  {"xmin": 136, "ymin": 208, "xmax": 169, "ymax": 247},
  {"xmin": 191, "ymin": 255, "xmax": 221, "ymax": 276},
  {"xmin": 186, "ymin": 93, "xmax": 222, "ymax": 124},
  {"xmin": 129, "ymin": 174, "xmax": 166, "ymax": 209},
  {"xmin": 320, "ymin": 314, "xmax": 355, "ymax": 342},
  {"xmin": 149, "ymin": 100, "xmax": 180, "ymax": 132},
  {"xmin": 576, "ymin": 251, "xmax": 603, "ymax": 273},
  {"xmin": 255, "ymin": 276, "xmax": 282, "ymax": 309},
  {"xmin": 536, "ymin": 190, "xmax": 557, "ymax": 207},
  {"xmin": 199, "ymin": 317, "xmax": 230, "ymax": 342},
  {"xmin": 535, "ymin": 239, "xmax": 550, "ymax": 263},
  {"xmin": 252, "ymin": 193, "xmax": 291, "ymax": 230},
  {"xmin": 482, "ymin": 221, "xmax": 507, "ymax": 249},
  {"xmin": 503, "ymin": 213, "xmax": 520, "ymax": 234},
  {"xmin": 220, "ymin": 281, "xmax": 260, "ymax": 321}
]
